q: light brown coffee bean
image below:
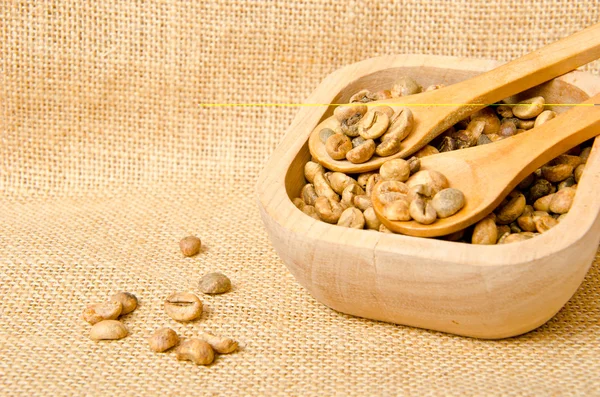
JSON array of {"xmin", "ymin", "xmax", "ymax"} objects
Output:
[
  {"xmin": 164, "ymin": 292, "xmax": 203, "ymax": 322},
  {"xmin": 357, "ymin": 172, "xmax": 376, "ymax": 189},
  {"xmin": 391, "ymin": 76, "xmax": 422, "ymax": 97},
  {"xmin": 534, "ymin": 110, "xmax": 557, "ymax": 127},
  {"xmin": 319, "ymin": 128, "xmax": 336, "ymax": 143},
  {"xmin": 498, "ymin": 119, "xmax": 517, "ymax": 137},
  {"xmin": 580, "ymin": 147, "xmax": 592, "ymax": 163},
  {"xmin": 517, "ymin": 206, "xmax": 536, "ymax": 232},
  {"xmin": 365, "ymin": 174, "xmax": 382, "ymax": 196},
  {"xmin": 496, "ymin": 105, "xmax": 513, "ymax": 118},
  {"xmin": 407, "ymin": 184, "xmax": 434, "ymax": 202},
  {"xmin": 313, "ymin": 172, "xmax": 339, "ymax": 201},
  {"xmin": 353, "ymin": 195, "xmax": 372, "ymax": 211},
  {"xmin": 407, "ymin": 156, "xmax": 421, "ymax": 174},
  {"xmin": 515, "ymin": 119, "xmax": 535, "ymax": 130},
  {"xmin": 199, "ymin": 272, "xmax": 232, "ymax": 294},
  {"xmin": 509, "ymin": 221, "xmax": 522, "ymax": 233},
  {"xmin": 542, "ymin": 163, "xmax": 573, "ymax": 182},
  {"xmin": 363, "ymin": 207, "xmax": 381, "ymax": 230},
  {"xmin": 487, "ymin": 134, "xmax": 504, "ymax": 142},
  {"xmin": 326, "ymin": 133, "xmax": 353, "ymax": 160},
  {"xmin": 406, "ymin": 170, "xmax": 449, "ymax": 196},
  {"xmin": 358, "ymin": 110, "xmax": 390, "ymax": 140},
  {"xmin": 351, "ymin": 136, "xmax": 366, "ymax": 148},
  {"xmin": 472, "ymin": 215, "xmax": 497, "ymax": 245},
  {"xmin": 350, "ymin": 89, "xmax": 379, "ymax": 103},
  {"xmin": 375, "ymin": 180, "xmax": 409, "ymax": 196},
  {"xmin": 200, "ymin": 333, "xmax": 238, "ymax": 354},
  {"xmin": 304, "ymin": 161, "xmax": 324, "ymax": 183},
  {"xmin": 346, "ymin": 139, "xmax": 376, "ymax": 163},
  {"xmin": 82, "ymin": 301, "xmax": 123, "ymax": 325},
  {"xmin": 302, "ymin": 205, "xmax": 320, "ymax": 220},
  {"xmin": 431, "ymin": 188, "xmax": 465, "ymax": 218},
  {"xmin": 341, "ymin": 183, "xmax": 365, "ymax": 208},
  {"xmin": 110, "ymin": 292, "xmax": 138, "ymax": 315},
  {"xmin": 427, "ymin": 83, "xmax": 446, "ymax": 91},
  {"xmin": 496, "ymin": 225, "xmax": 511, "ymax": 242},
  {"xmin": 470, "ymin": 108, "xmax": 500, "ymax": 135},
  {"xmin": 496, "ymin": 192, "xmax": 526, "ymax": 224},
  {"xmin": 328, "ymin": 172, "xmax": 357, "ymax": 195},
  {"xmin": 314, "ymin": 196, "xmax": 343, "ymax": 224},
  {"xmin": 292, "ymin": 198, "xmax": 305, "ymax": 210},
  {"xmin": 500, "ymin": 232, "xmax": 536, "ymax": 244},
  {"xmin": 554, "ymin": 154, "xmax": 582, "ymax": 169},
  {"xmin": 300, "ymin": 183, "xmax": 318, "ymax": 206},
  {"xmin": 549, "ymin": 187, "xmax": 576, "ymax": 214},
  {"xmin": 409, "ymin": 196, "xmax": 437, "ymax": 224},
  {"xmin": 574, "ymin": 164, "xmax": 584, "ymax": 183},
  {"xmin": 512, "ymin": 96, "xmax": 545, "ymax": 119},
  {"xmin": 370, "ymin": 105, "xmax": 395, "ymax": 118},
  {"xmin": 414, "ymin": 145, "xmax": 439, "ymax": 158},
  {"xmin": 535, "ymin": 215, "xmax": 558, "ymax": 233},
  {"xmin": 90, "ymin": 320, "xmax": 128, "ymax": 341},
  {"xmin": 380, "ymin": 159, "xmax": 410, "ymax": 182},
  {"xmin": 533, "ymin": 194, "xmax": 554, "ymax": 212},
  {"xmin": 176, "ymin": 339, "xmax": 215, "ymax": 365},
  {"xmin": 337, "ymin": 207, "xmax": 365, "ymax": 229},
  {"xmin": 376, "ymin": 108, "xmax": 414, "ymax": 157},
  {"xmin": 180, "ymin": 236, "xmax": 202, "ymax": 257},
  {"xmin": 333, "ymin": 104, "xmax": 367, "ymax": 126},
  {"xmin": 382, "ymin": 198, "xmax": 411, "ymax": 221},
  {"xmin": 149, "ymin": 327, "xmax": 180, "ymax": 352}
]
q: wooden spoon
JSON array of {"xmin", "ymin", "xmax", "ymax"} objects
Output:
[
  {"xmin": 371, "ymin": 93, "xmax": 600, "ymax": 237},
  {"xmin": 309, "ymin": 22, "xmax": 600, "ymax": 173}
]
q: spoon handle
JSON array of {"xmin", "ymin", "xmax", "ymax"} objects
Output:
[
  {"xmin": 448, "ymin": 23, "xmax": 600, "ymax": 106},
  {"xmin": 471, "ymin": 94, "xmax": 600, "ymax": 188}
]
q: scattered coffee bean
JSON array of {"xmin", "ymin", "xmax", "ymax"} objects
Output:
[
  {"xmin": 180, "ymin": 236, "xmax": 202, "ymax": 257},
  {"xmin": 198, "ymin": 272, "xmax": 232, "ymax": 295},
  {"xmin": 164, "ymin": 292, "xmax": 203, "ymax": 322},
  {"xmin": 176, "ymin": 339, "xmax": 215, "ymax": 365},
  {"xmin": 149, "ymin": 327, "xmax": 180, "ymax": 352},
  {"xmin": 199, "ymin": 333, "xmax": 239, "ymax": 354},
  {"xmin": 89, "ymin": 320, "xmax": 128, "ymax": 341},
  {"xmin": 110, "ymin": 292, "xmax": 138, "ymax": 315},
  {"xmin": 82, "ymin": 301, "xmax": 123, "ymax": 325}
]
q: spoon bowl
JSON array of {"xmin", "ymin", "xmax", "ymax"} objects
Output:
[
  {"xmin": 309, "ymin": 22, "xmax": 600, "ymax": 173},
  {"xmin": 372, "ymin": 94, "xmax": 600, "ymax": 237}
]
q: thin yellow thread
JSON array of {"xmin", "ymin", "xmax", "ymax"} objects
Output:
[{"xmin": 198, "ymin": 103, "xmax": 598, "ymax": 107}]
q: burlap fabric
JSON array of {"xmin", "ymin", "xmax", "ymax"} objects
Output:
[{"xmin": 2, "ymin": 1, "xmax": 600, "ymax": 395}]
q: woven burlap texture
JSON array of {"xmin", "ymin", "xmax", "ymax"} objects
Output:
[{"xmin": 2, "ymin": 1, "xmax": 600, "ymax": 396}]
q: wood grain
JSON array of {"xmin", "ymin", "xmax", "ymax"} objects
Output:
[{"xmin": 256, "ymin": 55, "xmax": 600, "ymax": 339}]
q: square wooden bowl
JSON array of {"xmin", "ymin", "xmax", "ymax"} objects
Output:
[{"xmin": 256, "ymin": 55, "xmax": 600, "ymax": 339}]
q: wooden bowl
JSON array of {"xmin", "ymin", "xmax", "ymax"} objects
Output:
[{"xmin": 256, "ymin": 55, "xmax": 600, "ymax": 339}]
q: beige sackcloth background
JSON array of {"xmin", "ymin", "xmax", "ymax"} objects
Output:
[{"xmin": 2, "ymin": 1, "xmax": 600, "ymax": 396}]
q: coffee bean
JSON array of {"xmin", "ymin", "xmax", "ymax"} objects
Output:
[
  {"xmin": 198, "ymin": 272, "xmax": 232, "ymax": 295},
  {"xmin": 176, "ymin": 339, "xmax": 215, "ymax": 365},
  {"xmin": 431, "ymin": 188, "xmax": 465, "ymax": 218},
  {"xmin": 149, "ymin": 327, "xmax": 180, "ymax": 352},
  {"xmin": 89, "ymin": 320, "xmax": 128, "ymax": 341},
  {"xmin": 180, "ymin": 236, "xmax": 202, "ymax": 257},
  {"xmin": 164, "ymin": 292, "xmax": 203, "ymax": 322},
  {"xmin": 110, "ymin": 292, "xmax": 138, "ymax": 315},
  {"xmin": 82, "ymin": 301, "xmax": 122, "ymax": 325},
  {"xmin": 199, "ymin": 333, "xmax": 238, "ymax": 354}
]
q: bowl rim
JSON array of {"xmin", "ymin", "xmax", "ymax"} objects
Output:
[{"xmin": 256, "ymin": 54, "xmax": 600, "ymax": 268}]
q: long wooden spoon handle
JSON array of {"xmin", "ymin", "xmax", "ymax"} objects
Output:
[{"xmin": 450, "ymin": 23, "xmax": 600, "ymax": 105}]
